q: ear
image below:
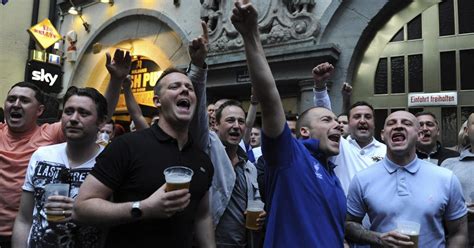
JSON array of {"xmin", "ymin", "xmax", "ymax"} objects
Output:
[
  {"xmin": 380, "ymin": 129, "xmax": 385, "ymax": 142},
  {"xmin": 299, "ymin": 127, "xmax": 310, "ymax": 138},
  {"xmin": 37, "ymin": 104, "xmax": 45, "ymax": 117},
  {"xmin": 153, "ymin": 95, "xmax": 161, "ymax": 108}
]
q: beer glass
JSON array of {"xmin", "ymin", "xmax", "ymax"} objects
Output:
[
  {"xmin": 246, "ymin": 201, "xmax": 264, "ymax": 230},
  {"xmin": 397, "ymin": 220, "xmax": 420, "ymax": 248},
  {"xmin": 164, "ymin": 166, "xmax": 193, "ymax": 192},
  {"xmin": 44, "ymin": 183, "xmax": 70, "ymax": 222}
]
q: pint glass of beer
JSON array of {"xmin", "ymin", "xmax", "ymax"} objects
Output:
[
  {"xmin": 164, "ymin": 166, "xmax": 193, "ymax": 192},
  {"xmin": 397, "ymin": 220, "xmax": 420, "ymax": 248},
  {"xmin": 44, "ymin": 183, "xmax": 70, "ymax": 222},
  {"xmin": 246, "ymin": 201, "xmax": 264, "ymax": 230}
]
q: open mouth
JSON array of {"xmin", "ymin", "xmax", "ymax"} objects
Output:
[
  {"xmin": 10, "ymin": 112, "xmax": 23, "ymax": 119},
  {"xmin": 391, "ymin": 133, "xmax": 406, "ymax": 142},
  {"xmin": 358, "ymin": 125, "xmax": 369, "ymax": 132},
  {"xmin": 177, "ymin": 99, "xmax": 191, "ymax": 110},
  {"xmin": 328, "ymin": 133, "xmax": 341, "ymax": 143},
  {"xmin": 229, "ymin": 131, "xmax": 241, "ymax": 138}
]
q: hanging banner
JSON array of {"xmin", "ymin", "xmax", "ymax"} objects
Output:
[{"xmin": 116, "ymin": 56, "xmax": 162, "ymax": 111}]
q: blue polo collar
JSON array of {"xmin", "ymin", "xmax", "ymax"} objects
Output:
[
  {"xmin": 299, "ymin": 138, "xmax": 337, "ymax": 170},
  {"xmin": 383, "ymin": 156, "xmax": 419, "ymax": 174}
]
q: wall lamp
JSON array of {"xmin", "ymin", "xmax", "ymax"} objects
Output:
[
  {"xmin": 99, "ymin": 0, "xmax": 114, "ymax": 5},
  {"xmin": 68, "ymin": 1, "xmax": 90, "ymax": 33}
]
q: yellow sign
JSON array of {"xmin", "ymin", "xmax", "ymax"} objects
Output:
[
  {"xmin": 28, "ymin": 19, "xmax": 61, "ymax": 50},
  {"xmin": 116, "ymin": 56, "xmax": 162, "ymax": 112}
]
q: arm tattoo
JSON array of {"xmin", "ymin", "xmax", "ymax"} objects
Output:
[{"xmin": 345, "ymin": 216, "xmax": 383, "ymax": 246}]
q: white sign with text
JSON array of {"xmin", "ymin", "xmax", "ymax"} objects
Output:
[{"xmin": 408, "ymin": 92, "xmax": 457, "ymax": 107}]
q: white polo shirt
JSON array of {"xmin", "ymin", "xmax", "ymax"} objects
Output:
[{"xmin": 331, "ymin": 136, "xmax": 386, "ymax": 194}]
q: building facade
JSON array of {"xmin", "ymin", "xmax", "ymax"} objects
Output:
[{"xmin": 2, "ymin": 0, "xmax": 473, "ymax": 145}]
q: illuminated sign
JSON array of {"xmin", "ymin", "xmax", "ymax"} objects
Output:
[
  {"xmin": 26, "ymin": 61, "xmax": 62, "ymax": 94},
  {"xmin": 27, "ymin": 19, "xmax": 62, "ymax": 50},
  {"xmin": 116, "ymin": 56, "xmax": 162, "ymax": 111},
  {"xmin": 408, "ymin": 92, "xmax": 457, "ymax": 107}
]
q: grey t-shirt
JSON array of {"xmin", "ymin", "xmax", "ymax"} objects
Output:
[
  {"xmin": 215, "ymin": 160, "xmax": 248, "ymax": 247},
  {"xmin": 442, "ymin": 149, "xmax": 474, "ymax": 246}
]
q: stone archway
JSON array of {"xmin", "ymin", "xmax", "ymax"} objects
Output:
[{"xmin": 67, "ymin": 9, "xmax": 191, "ymax": 94}]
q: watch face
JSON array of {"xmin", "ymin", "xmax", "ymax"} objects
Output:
[{"xmin": 131, "ymin": 207, "xmax": 142, "ymax": 218}]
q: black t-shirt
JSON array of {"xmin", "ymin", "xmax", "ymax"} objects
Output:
[
  {"xmin": 91, "ymin": 125, "xmax": 214, "ymax": 248},
  {"xmin": 416, "ymin": 142, "xmax": 460, "ymax": 165}
]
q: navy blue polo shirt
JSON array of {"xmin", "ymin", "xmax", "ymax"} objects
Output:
[{"xmin": 262, "ymin": 124, "xmax": 346, "ymax": 248}]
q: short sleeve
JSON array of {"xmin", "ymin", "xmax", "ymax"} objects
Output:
[
  {"xmin": 444, "ymin": 173, "xmax": 468, "ymax": 221},
  {"xmin": 346, "ymin": 174, "xmax": 367, "ymax": 218},
  {"xmin": 43, "ymin": 122, "xmax": 65, "ymax": 143},
  {"xmin": 22, "ymin": 149, "xmax": 40, "ymax": 192},
  {"xmin": 261, "ymin": 123, "xmax": 294, "ymax": 169}
]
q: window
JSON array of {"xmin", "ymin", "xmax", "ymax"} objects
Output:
[
  {"xmin": 407, "ymin": 15, "xmax": 422, "ymax": 40},
  {"xmin": 391, "ymin": 56, "xmax": 405, "ymax": 93},
  {"xmin": 440, "ymin": 51, "xmax": 457, "ymax": 91},
  {"xmin": 375, "ymin": 58, "xmax": 388, "ymax": 94},
  {"xmin": 408, "ymin": 54, "xmax": 423, "ymax": 92},
  {"xmin": 458, "ymin": 0, "xmax": 474, "ymax": 34},
  {"xmin": 439, "ymin": 0, "xmax": 455, "ymax": 36},
  {"xmin": 460, "ymin": 49, "xmax": 474, "ymax": 90}
]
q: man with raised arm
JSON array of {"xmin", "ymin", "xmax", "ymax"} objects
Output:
[
  {"xmin": 230, "ymin": 1, "xmax": 345, "ymax": 247},
  {"xmin": 346, "ymin": 111, "xmax": 468, "ymax": 247},
  {"xmin": 0, "ymin": 49, "xmax": 129, "ymax": 248},
  {"xmin": 73, "ymin": 22, "xmax": 215, "ymax": 248},
  {"xmin": 311, "ymin": 64, "xmax": 386, "ymax": 195}
]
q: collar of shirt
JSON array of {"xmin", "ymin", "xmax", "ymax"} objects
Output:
[
  {"xmin": 298, "ymin": 138, "xmax": 337, "ymax": 170},
  {"xmin": 416, "ymin": 141, "xmax": 441, "ymax": 157},
  {"xmin": 382, "ymin": 156, "xmax": 420, "ymax": 174},
  {"xmin": 150, "ymin": 124, "xmax": 193, "ymax": 150},
  {"xmin": 459, "ymin": 148, "xmax": 474, "ymax": 161},
  {"xmin": 346, "ymin": 135, "xmax": 382, "ymax": 150}
]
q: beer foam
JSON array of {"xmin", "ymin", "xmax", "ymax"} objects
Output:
[
  {"xmin": 165, "ymin": 174, "xmax": 191, "ymax": 183},
  {"xmin": 246, "ymin": 207, "xmax": 263, "ymax": 212}
]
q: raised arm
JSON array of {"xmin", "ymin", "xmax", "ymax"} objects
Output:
[
  {"xmin": 231, "ymin": 0, "xmax": 285, "ymax": 138},
  {"xmin": 188, "ymin": 21, "xmax": 210, "ymax": 151},
  {"xmin": 341, "ymin": 83, "xmax": 352, "ymax": 115},
  {"xmin": 122, "ymin": 76, "xmax": 149, "ymax": 131},
  {"xmin": 104, "ymin": 49, "xmax": 131, "ymax": 122},
  {"xmin": 193, "ymin": 191, "xmax": 216, "ymax": 248},
  {"xmin": 243, "ymin": 92, "xmax": 258, "ymax": 146},
  {"xmin": 312, "ymin": 62, "xmax": 334, "ymax": 110}
]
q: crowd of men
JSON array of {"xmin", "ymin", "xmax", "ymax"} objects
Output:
[{"xmin": 1, "ymin": 0, "xmax": 473, "ymax": 247}]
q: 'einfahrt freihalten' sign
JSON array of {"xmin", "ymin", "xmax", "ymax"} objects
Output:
[{"xmin": 408, "ymin": 92, "xmax": 457, "ymax": 107}]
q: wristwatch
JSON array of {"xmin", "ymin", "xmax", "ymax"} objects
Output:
[{"xmin": 131, "ymin": 201, "xmax": 142, "ymax": 218}]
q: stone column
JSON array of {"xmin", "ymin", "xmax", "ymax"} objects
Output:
[{"xmin": 298, "ymin": 79, "xmax": 314, "ymax": 114}]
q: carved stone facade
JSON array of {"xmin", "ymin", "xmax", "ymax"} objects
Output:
[{"xmin": 201, "ymin": 0, "xmax": 320, "ymax": 53}]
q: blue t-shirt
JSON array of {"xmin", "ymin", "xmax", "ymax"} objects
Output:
[
  {"xmin": 261, "ymin": 124, "xmax": 346, "ymax": 248},
  {"xmin": 347, "ymin": 157, "xmax": 467, "ymax": 247}
]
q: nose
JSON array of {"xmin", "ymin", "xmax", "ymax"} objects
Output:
[
  {"xmin": 334, "ymin": 120, "xmax": 343, "ymax": 132},
  {"xmin": 12, "ymin": 98, "xmax": 21, "ymax": 107},
  {"xmin": 231, "ymin": 119, "xmax": 240, "ymax": 127},
  {"xmin": 69, "ymin": 111, "xmax": 80, "ymax": 123}
]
